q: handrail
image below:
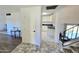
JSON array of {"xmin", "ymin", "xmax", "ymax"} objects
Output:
[
  {"xmin": 63, "ymin": 25, "xmax": 78, "ymax": 38},
  {"xmin": 64, "ymin": 25, "xmax": 78, "ymax": 32}
]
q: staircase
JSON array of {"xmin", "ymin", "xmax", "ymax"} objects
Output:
[
  {"xmin": 63, "ymin": 41, "xmax": 79, "ymax": 53},
  {"xmin": 59, "ymin": 24, "xmax": 79, "ymax": 53},
  {"xmin": 59, "ymin": 24, "xmax": 79, "ymax": 44}
]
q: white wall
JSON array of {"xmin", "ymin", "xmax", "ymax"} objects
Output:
[
  {"xmin": 42, "ymin": 16, "xmax": 51, "ymax": 22},
  {"xmin": 20, "ymin": 6, "xmax": 42, "ymax": 46},
  {"xmin": 55, "ymin": 5, "xmax": 79, "ymax": 43},
  {"xmin": 51, "ymin": 15, "xmax": 56, "ymax": 26},
  {"xmin": 0, "ymin": 10, "xmax": 6, "ymax": 31}
]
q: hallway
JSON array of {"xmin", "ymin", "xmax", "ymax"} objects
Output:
[{"xmin": 0, "ymin": 33, "xmax": 22, "ymax": 53}]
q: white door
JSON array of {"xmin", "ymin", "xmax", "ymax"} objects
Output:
[{"xmin": 30, "ymin": 7, "xmax": 41, "ymax": 47}]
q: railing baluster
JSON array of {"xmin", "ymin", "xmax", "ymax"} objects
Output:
[
  {"xmin": 75, "ymin": 26, "xmax": 78, "ymax": 39},
  {"xmin": 77, "ymin": 27, "xmax": 79, "ymax": 37},
  {"xmin": 67, "ymin": 30, "xmax": 69, "ymax": 38},
  {"xmin": 71, "ymin": 28, "xmax": 74, "ymax": 39}
]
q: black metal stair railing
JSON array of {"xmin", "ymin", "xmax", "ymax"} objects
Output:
[{"xmin": 59, "ymin": 24, "xmax": 79, "ymax": 44}]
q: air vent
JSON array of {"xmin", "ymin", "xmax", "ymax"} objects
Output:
[
  {"xmin": 6, "ymin": 13, "xmax": 11, "ymax": 16},
  {"xmin": 46, "ymin": 5, "xmax": 58, "ymax": 10}
]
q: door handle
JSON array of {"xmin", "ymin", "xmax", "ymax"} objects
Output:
[{"xmin": 33, "ymin": 30, "xmax": 36, "ymax": 32}]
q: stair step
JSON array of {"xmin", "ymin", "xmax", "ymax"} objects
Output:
[
  {"xmin": 63, "ymin": 39, "xmax": 79, "ymax": 46},
  {"xmin": 63, "ymin": 48, "xmax": 73, "ymax": 53},
  {"xmin": 63, "ymin": 45, "xmax": 79, "ymax": 53},
  {"xmin": 70, "ymin": 46, "xmax": 79, "ymax": 53}
]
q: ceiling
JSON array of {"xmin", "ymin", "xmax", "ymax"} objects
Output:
[{"xmin": 0, "ymin": 5, "xmax": 58, "ymax": 15}]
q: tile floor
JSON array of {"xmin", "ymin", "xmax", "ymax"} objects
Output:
[{"xmin": 12, "ymin": 41, "xmax": 60, "ymax": 53}]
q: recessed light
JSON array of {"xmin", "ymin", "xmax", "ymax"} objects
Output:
[{"xmin": 42, "ymin": 12, "xmax": 48, "ymax": 15}]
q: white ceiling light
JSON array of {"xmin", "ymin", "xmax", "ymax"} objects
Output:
[{"xmin": 42, "ymin": 12, "xmax": 48, "ymax": 15}]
